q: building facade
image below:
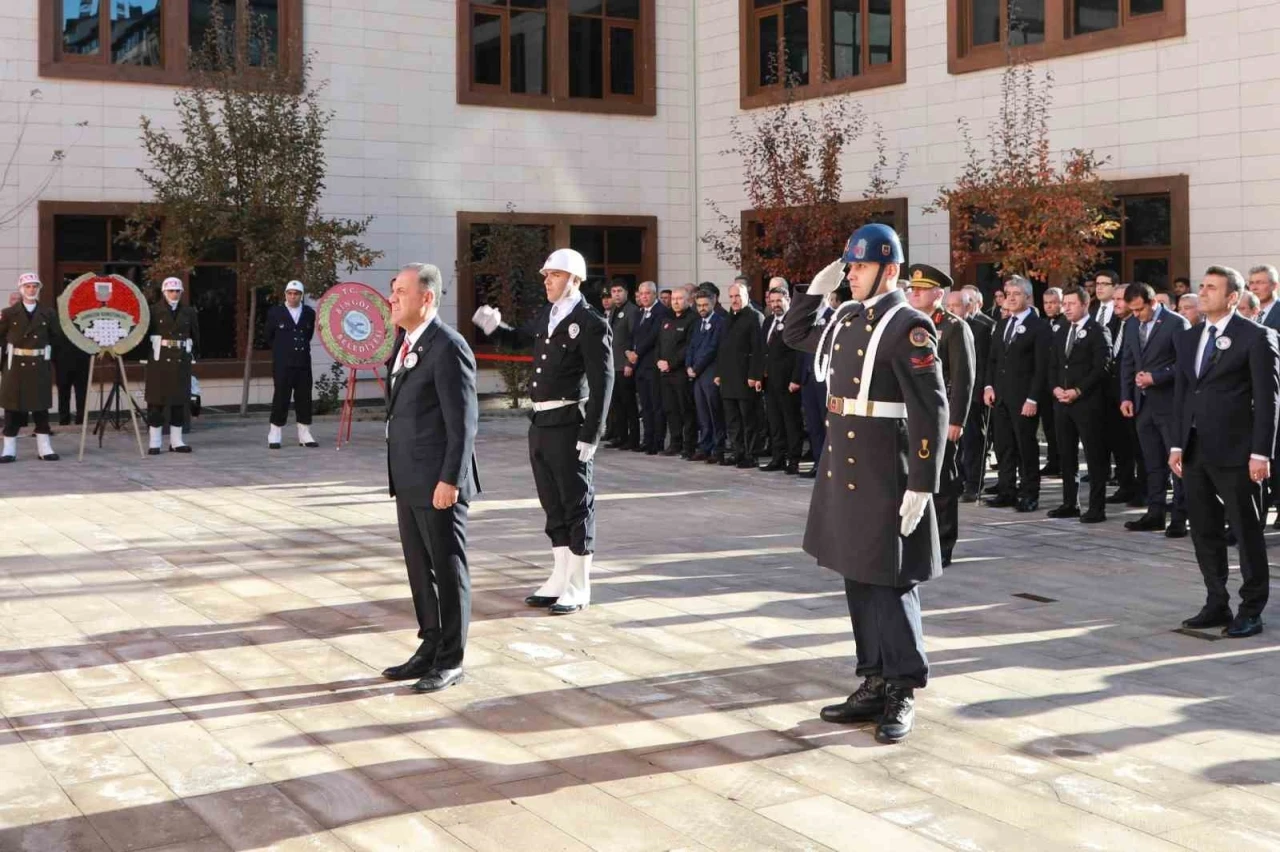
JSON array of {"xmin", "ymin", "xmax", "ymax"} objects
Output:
[{"xmin": 0, "ymin": 0, "xmax": 1272, "ymax": 405}]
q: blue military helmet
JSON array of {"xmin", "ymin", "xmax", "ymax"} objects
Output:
[{"xmin": 841, "ymin": 223, "xmax": 904, "ymax": 265}]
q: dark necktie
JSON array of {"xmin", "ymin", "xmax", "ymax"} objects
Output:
[
  {"xmin": 1004, "ymin": 319, "xmax": 1016, "ymax": 346},
  {"xmin": 1198, "ymin": 326, "xmax": 1217, "ymax": 377},
  {"xmin": 1140, "ymin": 321, "xmax": 1151, "ymax": 349},
  {"xmin": 1065, "ymin": 323, "xmax": 1076, "ymax": 357}
]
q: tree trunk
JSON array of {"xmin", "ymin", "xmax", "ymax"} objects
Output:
[{"xmin": 239, "ymin": 285, "xmax": 257, "ymax": 417}]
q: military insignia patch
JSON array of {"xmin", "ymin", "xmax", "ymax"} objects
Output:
[
  {"xmin": 912, "ymin": 269, "xmax": 923, "ymax": 280},
  {"xmin": 569, "ymin": 323, "xmax": 580, "ymax": 339},
  {"xmin": 881, "ymin": 243, "xmax": 891, "ymax": 257},
  {"xmin": 854, "ymin": 239, "xmax": 868, "ymax": 260},
  {"xmin": 910, "ymin": 353, "xmax": 936, "ymax": 370},
  {"xmin": 909, "ymin": 327, "xmax": 930, "ymax": 347}
]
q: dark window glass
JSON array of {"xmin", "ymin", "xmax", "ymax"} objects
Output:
[
  {"xmin": 569, "ymin": 16, "xmax": 604, "ymax": 98},
  {"xmin": 1009, "ymin": 0, "xmax": 1045, "ymax": 45},
  {"xmin": 1073, "ymin": 0, "xmax": 1118, "ymax": 35},
  {"xmin": 1131, "ymin": 0, "xmax": 1163, "ymax": 14},
  {"xmin": 247, "ymin": 0, "xmax": 279, "ymax": 66},
  {"xmin": 109, "ymin": 218, "xmax": 154, "ymax": 262},
  {"xmin": 62, "ymin": 0, "xmax": 100, "ymax": 56},
  {"xmin": 571, "ymin": 227, "xmax": 606, "ymax": 265},
  {"xmin": 974, "ymin": 262, "xmax": 1002, "ymax": 305},
  {"xmin": 868, "ymin": 0, "xmax": 891, "ymax": 65},
  {"xmin": 1099, "ymin": 251, "xmax": 1123, "ymax": 276},
  {"xmin": 510, "ymin": 10, "xmax": 547, "ymax": 94},
  {"xmin": 200, "ymin": 237, "xmax": 238, "ymax": 263},
  {"xmin": 189, "ymin": 0, "xmax": 236, "ymax": 59},
  {"xmin": 831, "ymin": 0, "xmax": 860, "ymax": 79},
  {"xmin": 512, "ymin": 0, "xmax": 547, "ymax": 7},
  {"xmin": 568, "ymin": 0, "xmax": 603, "ymax": 12},
  {"xmin": 755, "ymin": 0, "xmax": 780, "ymax": 6},
  {"xmin": 607, "ymin": 228, "xmax": 644, "ymax": 265},
  {"xmin": 1123, "ymin": 195, "xmax": 1171, "ymax": 246},
  {"xmin": 1132, "ymin": 258, "xmax": 1169, "ymax": 291},
  {"xmin": 252, "ymin": 284, "xmax": 273, "ymax": 350},
  {"xmin": 966, "ymin": 211, "xmax": 997, "ymax": 252},
  {"xmin": 111, "ymin": 0, "xmax": 160, "ymax": 66},
  {"xmin": 609, "ymin": 26, "xmax": 636, "ymax": 95},
  {"xmin": 55, "ymin": 216, "xmax": 109, "ymax": 261},
  {"xmin": 189, "ymin": 266, "xmax": 239, "ymax": 359},
  {"xmin": 758, "ymin": 14, "xmax": 779, "ymax": 86},
  {"xmin": 971, "ymin": 0, "xmax": 999, "ymax": 45},
  {"xmin": 783, "ymin": 2, "xmax": 809, "ymax": 86},
  {"xmin": 607, "ymin": 0, "xmax": 640, "ymax": 19},
  {"xmin": 472, "ymin": 12, "xmax": 502, "ymax": 85}
]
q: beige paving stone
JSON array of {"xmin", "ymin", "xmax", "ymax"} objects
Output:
[
  {"xmin": 758, "ymin": 794, "xmax": 952, "ymax": 851},
  {"xmin": 761, "ymin": 748, "xmax": 936, "ymax": 812},
  {"xmin": 625, "ymin": 784, "xmax": 828, "ymax": 851},
  {"xmin": 64, "ymin": 773, "xmax": 213, "ymax": 852},
  {"xmin": 447, "ymin": 810, "xmax": 592, "ymax": 852},
  {"xmin": 332, "ymin": 813, "xmax": 474, "ymax": 852},
  {"xmin": 115, "ymin": 722, "xmax": 265, "ymax": 798},
  {"xmin": 27, "ymin": 731, "xmax": 150, "ymax": 786},
  {"xmin": 1160, "ymin": 820, "xmax": 1280, "ymax": 852}
]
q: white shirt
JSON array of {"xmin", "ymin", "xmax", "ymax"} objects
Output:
[
  {"xmin": 23, "ymin": 301, "xmax": 37, "ymax": 314},
  {"xmin": 549, "ymin": 290, "xmax": 582, "ymax": 336},
  {"xmin": 287, "ymin": 304, "xmax": 302, "ymax": 324},
  {"xmin": 393, "ymin": 318, "xmax": 432, "ymax": 376}
]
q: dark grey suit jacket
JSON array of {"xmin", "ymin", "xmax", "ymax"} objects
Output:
[
  {"xmin": 1119, "ymin": 306, "xmax": 1189, "ymax": 416},
  {"xmin": 608, "ymin": 301, "xmax": 640, "ymax": 371}
]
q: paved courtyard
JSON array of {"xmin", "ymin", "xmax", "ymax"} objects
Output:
[{"xmin": 3, "ymin": 413, "xmax": 1280, "ymax": 852}]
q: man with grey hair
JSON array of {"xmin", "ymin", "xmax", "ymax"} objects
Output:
[
  {"xmin": 1179, "ymin": 293, "xmax": 1201, "ymax": 326},
  {"xmin": 961, "ymin": 284, "xmax": 996, "ymax": 500},
  {"xmin": 383, "ymin": 262, "xmax": 480, "ymax": 692},
  {"xmin": 628, "ymin": 280, "xmax": 672, "ymax": 454},
  {"xmin": 715, "ymin": 278, "xmax": 765, "ymax": 468},
  {"xmin": 1249, "ymin": 264, "xmax": 1280, "ymax": 331},
  {"xmin": 1239, "ymin": 291, "xmax": 1261, "ymax": 320}
]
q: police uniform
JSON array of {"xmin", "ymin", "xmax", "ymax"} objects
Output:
[
  {"xmin": 265, "ymin": 280, "xmax": 318, "ymax": 448},
  {"xmin": 473, "ymin": 249, "xmax": 614, "ymax": 615},
  {"xmin": 906, "ymin": 265, "xmax": 975, "ymax": 567},
  {"xmin": 145, "ymin": 278, "xmax": 200, "ymax": 454},
  {"xmin": 0, "ymin": 274, "xmax": 60, "ymax": 462},
  {"xmin": 656, "ymin": 304, "xmax": 697, "ymax": 457},
  {"xmin": 783, "ymin": 224, "xmax": 947, "ymax": 744}
]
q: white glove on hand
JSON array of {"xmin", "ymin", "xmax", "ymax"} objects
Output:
[
  {"xmin": 808, "ymin": 258, "xmax": 847, "ymax": 296},
  {"xmin": 471, "ymin": 306, "xmax": 501, "ymax": 336},
  {"xmin": 899, "ymin": 490, "xmax": 931, "ymax": 537},
  {"xmin": 576, "ymin": 441, "xmax": 597, "ymax": 463}
]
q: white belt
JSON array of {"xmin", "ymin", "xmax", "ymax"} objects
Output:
[
  {"xmin": 826, "ymin": 395, "xmax": 907, "ymax": 419},
  {"xmin": 6, "ymin": 344, "xmax": 51, "ymax": 370},
  {"xmin": 532, "ymin": 399, "xmax": 582, "ymax": 412}
]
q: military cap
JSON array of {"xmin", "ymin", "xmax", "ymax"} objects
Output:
[{"xmin": 905, "ymin": 263, "xmax": 954, "ymax": 290}]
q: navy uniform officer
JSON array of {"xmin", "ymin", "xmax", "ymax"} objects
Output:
[
  {"xmin": 265, "ymin": 280, "xmax": 318, "ymax": 449},
  {"xmin": 783, "ymin": 224, "xmax": 948, "ymax": 744},
  {"xmin": 472, "ymin": 249, "xmax": 614, "ymax": 615},
  {"xmin": 0, "ymin": 273, "xmax": 61, "ymax": 463}
]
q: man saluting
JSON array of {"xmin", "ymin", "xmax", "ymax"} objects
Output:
[
  {"xmin": 473, "ymin": 249, "xmax": 614, "ymax": 615},
  {"xmin": 783, "ymin": 224, "xmax": 948, "ymax": 744}
]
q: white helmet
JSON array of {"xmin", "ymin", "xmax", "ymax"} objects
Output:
[{"xmin": 540, "ymin": 249, "xmax": 587, "ymax": 282}]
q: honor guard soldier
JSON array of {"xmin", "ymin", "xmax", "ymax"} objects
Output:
[
  {"xmin": 265, "ymin": 280, "xmax": 318, "ymax": 449},
  {"xmin": 146, "ymin": 277, "xmax": 200, "ymax": 455},
  {"xmin": 905, "ymin": 265, "xmax": 975, "ymax": 566},
  {"xmin": 0, "ymin": 273, "xmax": 61, "ymax": 462},
  {"xmin": 472, "ymin": 249, "xmax": 614, "ymax": 615},
  {"xmin": 783, "ymin": 224, "xmax": 947, "ymax": 744}
]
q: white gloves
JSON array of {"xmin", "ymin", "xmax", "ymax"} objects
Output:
[
  {"xmin": 471, "ymin": 306, "xmax": 502, "ymax": 336},
  {"xmin": 576, "ymin": 441, "xmax": 597, "ymax": 463},
  {"xmin": 808, "ymin": 259, "xmax": 847, "ymax": 296},
  {"xmin": 899, "ymin": 490, "xmax": 931, "ymax": 537}
]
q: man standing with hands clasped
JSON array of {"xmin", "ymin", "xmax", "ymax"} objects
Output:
[
  {"xmin": 783, "ymin": 224, "xmax": 947, "ymax": 744},
  {"xmin": 1171, "ymin": 266, "xmax": 1280, "ymax": 638},
  {"xmin": 473, "ymin": 249, "xmax": 614, "ymax": 615},
  {"xmin": 382, "ymin": 263, "xmax": 480, "ymax": 693}
]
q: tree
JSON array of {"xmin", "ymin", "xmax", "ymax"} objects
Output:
[
  {"xmin": 925, "ymin": 61, "xmax": 1118, "ymax": 287},
  {"xmin": 466, "ymin": 205, "xmax": 550, "ymax": 408},
  {"xmin": 124, "ymin": 5, "xmax": 382, "ymax": 415},
  {"xmin": 1, "ymin": 85, "xmax": 88, "ymax": 232},
  {"xmin": 702, "ymin": 58, "xmax": 906, "ymax": 287}
]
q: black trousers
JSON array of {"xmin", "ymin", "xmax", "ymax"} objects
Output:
[
  {"xmin": 763, "ymin": 381, "xmax": 805, "ymax": 462},
  {"xmin": 270, "ymin": 366, "xmax": 313, "ymax": 426},
  {"xmin": 992, "ymin": 397, "xmax": 1040, "ymax": 500},
  {"xmin": 845, "ymin": 579, "xmax": 928, "ymax": 689},
  {"xmin": 800, "ymin": 378, "xmax": 827, "ymax": 463},
  {"xmin": 609, "ymin": 372, "xmax": 640, "ymax": 447},
  {"xmin": 3, "ymin": 410, "xmax": 49, "ymax": 437},
  {"xmin": 693, "ymin": 371, "xmax": 725, "ymax": 455},
  {"xmin": 1040, "ymin": 406, "xmax": 1059, "ymax": 471},
  {"xmin": 529, "ymin": 421, "xmax": 596, "ymax": 555},
  {"xmin": 1183, "ymin": 434, "xmax": 1270, "ymax": 618},
  {"xmin": 1136, "ymin": 405, "xmax": 1185, "ymax": 520},
  {"xmin": 660, "ymin": 374, "xmax": 697, "ymax": 454},
  {"xmin": 395, "ymin": 496, "xmax": 470, "ymax": 667},
  {"xmin": 1106, "ymin": 396, "xmax": 1142, "ymax": 493},
  {"xmin": 723, "ymin": 395, "xmax": 759, "ymax": 461},
  {"xmin": 636, "ymin": 367, "xmax": 665, "ymax": 451},
  {"xmin": 147, "ymin": 404, "xmax": 187, "ymax": 429},
  {"xmin": 935, "ymin": 438, "xmax": 962, "ymax": 560},
  {"xmin": 960, "ymin": 398, "xmax": 988, "ymax": 493},
  {"xmin": 57, "ymin": 362, "xmax": 90, "ymax": 425},
  {"xmin": 1055, "ymin": 398, "xmax": 1109, "ymax": 512}
]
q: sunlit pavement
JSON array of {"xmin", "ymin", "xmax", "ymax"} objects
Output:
[{"xmin": 2, "ymin": 414, "xmax": 1280, "ymax": 852}]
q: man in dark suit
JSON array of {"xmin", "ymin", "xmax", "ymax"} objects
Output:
[
  {"xmin": 1248, "ymin": 264, "xmax": 1280, "ymax": 527},
  {"xmin": 53, "ymin": 322, "xmax": 90, "ymax": 428},
  {"xmin": 264, "ymin": 280, "xmax": 318, "ymax": 449},
  {"xmin": 716, "ymin": 279, "xmax": 765, "ymax": 469},
  {"xmin": 1171, "ymin": 265, "xmax": 1280, "ymax": 638},
  {"xmin": 1046, "ymin": 286, "xmax": 1112, "ymax": 522},
  {"xmin": 627, "ymin": 281, "xmax": 671, "ymax": 454},
  {"xmin": 687, "ymin": 286, "xmax": 727, "ymax": 463},
  {"xmin": 1120, "ymin": 283, "xmax": 1191, "ymax": 536},
  {"xmin": 756, "ymin": 281, "xmax": 805, "ymax": 474},
  {"xmin": 605, "ymin": 278, "xmax": 641, "ymax": 450},
  {"xmin": 656, "ymin": 287, "xmax": 697, "ymax": 458},
  {"xmin": 382, "ymin": 263, "xmax": 479, "ymax": 693},
  {"xmin": 1039, "ymin": 288, "xmax": 1067, "ymax": 476},
  {"xmin": 960, "ymin": 287, "xmax": 995, "ymax": 501},
  {"xmin": 983, "ymin": 275, "xmax": 1049, "ymax": 512},
  {"xmin": 1105, "ymin": 287, "xmax": 1144, "ymax": 506}
]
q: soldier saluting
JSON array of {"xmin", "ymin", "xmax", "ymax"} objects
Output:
[
  {"xmin": 472, "ymin": 249, "xmax": 614, "ymax": 615},
  {"xmin": 0, "ymin": 273, "xmax": 61, "ymax": 463},
  {"xmin": 783, "ymin": 224, "xmax": 948, "ymax": 744},
  {"xmin": 145, "ymin": 277, "xmax": 199, "ymax": 455}
]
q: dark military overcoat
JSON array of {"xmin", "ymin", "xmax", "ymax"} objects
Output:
[
  {"xmin": 145, "ymin": 301, "xmax": 200, "ymax": 406},
  {"xmin": 0, "ymin": 303, "xmax": 57, "ymax": 412}
]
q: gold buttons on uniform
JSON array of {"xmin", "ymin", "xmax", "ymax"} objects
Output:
[
  {"xmin": 535, "ymin": 367, "xmax": 542, "ymax": 373},
  {"xmin": 847, "ymin": 431, "xmax": 855, "ymax": 439},
  {"xmin": 824, "ymin": 419, "xmax": 829, "ymax": 427},
  {"xmin": 847, "ymin": 457, "xmax": 855, "ymax": 465},
  {"xmin": 827, "ymin": 445, "xmax": 832, "ymax": 453},
  {"xmin": 835, "ymin": 344, "xmax": 841, "ymax": 351},
  {"xmin": 826, "ymin": 471, "xmax": 832, "ymax": 478},
  {"xmin": 865, "ymin": 324, "xmax": 872, "ymax": 332},
  {"xmin": 848, "ymin": 483, "xmax": 856, "ymax": 490},
  {"xmin": 853, "ymin": 377, "xmax": 860, "ymax": 384},
  {"xmin": 857, "ymin": 349, "xmax": 864, "ymax": 356}
]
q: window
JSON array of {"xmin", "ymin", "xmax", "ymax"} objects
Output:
[
  {"xmin": 457, "ymin": 212, "xmax": 658, "ymax": 349},
  {"xmin": 740, "ymin": 0, "xmax": 905, "ymax": 110},
  {"xmin": 40, "ymin": 0, "xmax": 302, "ymax": 85},
  {"xmin": 949, "ymin": 0, "xmax": 1183, "ymax": 74},
  {"xmin": 459, "ymin": 1, "xmax": 655, "ymax": 116}
]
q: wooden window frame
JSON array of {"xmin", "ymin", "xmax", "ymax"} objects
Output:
[
  {"xmin": 948, "ymin": 0, "xmax": 1185, "ymax": 75},
  {"xmin": 739, "ymin": 0, "xmax": 906, "ymax": 111},
  {"xmin": 38, "ymin": 200, "xmax": 274, "ymax": 381},
  {"xmin": 456, "ymin": 0, "xmax": 657, "ymax": 117},
  {"xmin": 39, "ymin": 0, "xmax": 303, "ymax": 86},
  {"xmin": 456, "ymin": 211, "xmax": 659, "ymax": 352}
]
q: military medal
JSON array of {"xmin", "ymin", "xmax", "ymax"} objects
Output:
[{"xmin": 909, "ymin": 328, "xmax": 930, "ymax": 347}]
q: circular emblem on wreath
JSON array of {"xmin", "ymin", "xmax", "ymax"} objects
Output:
[
  {"xmin": 317, "ymin": 282, "xmax": 395, "ymax": 368},
  {"xmin": 57, "ymin": 273, "xmax": 151, "ymax": 357}
]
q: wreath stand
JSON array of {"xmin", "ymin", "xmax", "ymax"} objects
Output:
[
  {"xmin": 79, "ymin": 353, "xmax": 146, "ymax": 461},
  {"xmin": 336, "ymin": 365, "xmax": 387, "ymax": 450}
]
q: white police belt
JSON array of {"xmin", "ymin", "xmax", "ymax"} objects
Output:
[
  {"xmin": 160, "ymin": 338, "xmax": 192, "ymax": 350},
  {"xmin": 532, "ymin": 398, "xmax": 583, "ymax": 413},
  {"xmin": 7, "ymin": 344, "xmax": 51, "ymax": 370},
  {"xmin": 826, "ymin": 396, "xmax": 907, "ymax": 419}
]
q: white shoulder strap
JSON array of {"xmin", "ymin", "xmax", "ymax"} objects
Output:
[{"xmin": 855, "ymin": 302, "xmax": 911, "ymax": 404}]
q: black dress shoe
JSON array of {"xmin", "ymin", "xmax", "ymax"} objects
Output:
[
  {"xmin": 660, "ymin": 447, "xmax": 680, "ymax": 456},
  {"xmin": 708, "ymin": 454, "xmax": 724, "ymax": 465},
  {"xmin": 785, "ymin": 462, "xmax": 799, "ymax": 475},
  {"xmin": 982, "ymin": 484, "xmax": 1001, "ymax": 495},
  {"xmin": 680, "ymin": 453, "xmax": 694, "ymax": 461},
  {"xmin": 690, "ymin": 451, "xmax": 708, "ymax": 462},
  {"xmin": 1127, "ymin": 496, "xmax": 1146, "ymax": 508},
  {"xmin": 1124, "ymin": 513, "xmax": 1166, "ymax": 532},
  {"xmin": 645, "ymin": 448, "xmax": 659, "ymax": 456},
  {"xmin": 960, "ymin": 490, "xmax": 978, "ymax": 503},
  {"xmin": 1014, "ymin": 498, "xmax": 1039, "ymax": 513},
  {"xmin": 631, "ymin": 445, "xmax": 648, "ymax": 453},
  {"xmin": 147, "ymin": 448, "xmax": 160, "ymax": 456},
  {"xmin": 1105, "ymin": 490, "xmax": 1135, "ymax": 505},
  {"xmin": 736, "ymin": 457, "xmax": 755, "ymax": 469},
  {"xmin": 382, "ymin": 644, "xmax": 439, "ymax": 681},
  {"xmin": 1182, "ymin": 607, "xmax": 1233, "ymax": 630},
  {"xmin": 875, "ymin": 684, "xmax": 915, "ymax": 744},
  {"xmin": 986, "ymin": 494, "xmax": 1016, "ymax": 508},
  {"xmin": 761, "ymin": 458, "xmax": 786, "ymax": 472},
  {"xmin": 1047, "ymin": 504, "xmax": 1080, "ymax": 519},
  {"xmin": 524, "ymin": 595, "xmax": 557, "ymax": 607},
  {"xmin": 1226, "ymin": 529, "xmax": 1239, "ymax": 547},
  {"xmin": 550, "ymin": 602, "xmax": 586, "ymax": 615},
  {"xmin": 797, "ymin": 467, "xmax": 817, "ymax": 479},
  {"xmin": 169, "ymin": 445, "xmax": 192, "ymax": 453},
  {"xmin": 39, "ymin": 453, "xmax": 60, "ymax": 461},
  {"xmin": 1039, "ymin": 464, "xmax": 1061, "ymax": 476},
  {"xmin": 1165, "ymin": 520, "xmax": 1188, "ymax": 538},
  {"xmin": 0, "ymin": 455, "xmax": 14, "ymax": 464},
  {"xmin": 819, "ymin": 676, "xmax": 885, "ymax": 724},
  {"xmin": 605, "ymin": 441, "xmax": 624, "ymax": 450},
  {"xmin": 1225, "ymin": 614, "xmax": 1264, "ymax": 638},
  {"xmin": 719, "ymin": 455, "xmax": 738, "ymax": 466},
  {"xmin": 1079, "ymin": 510, "xmax": 1106, "ymax": 524},
  {"xmin": 301, "ymin": 440, "xmax": 319, "ymax": 448},
  {"xmin": 411, "ymin": 667, "xmax": 464, "ymax": 693},
  {"xmin": 269, "ymin": 442, "xmax": 281, "ymax": 450}
]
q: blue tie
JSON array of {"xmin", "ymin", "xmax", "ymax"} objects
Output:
[{"xmin": 1198, "ymin": 326, "xmax": 1217, "ymax": 377}]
